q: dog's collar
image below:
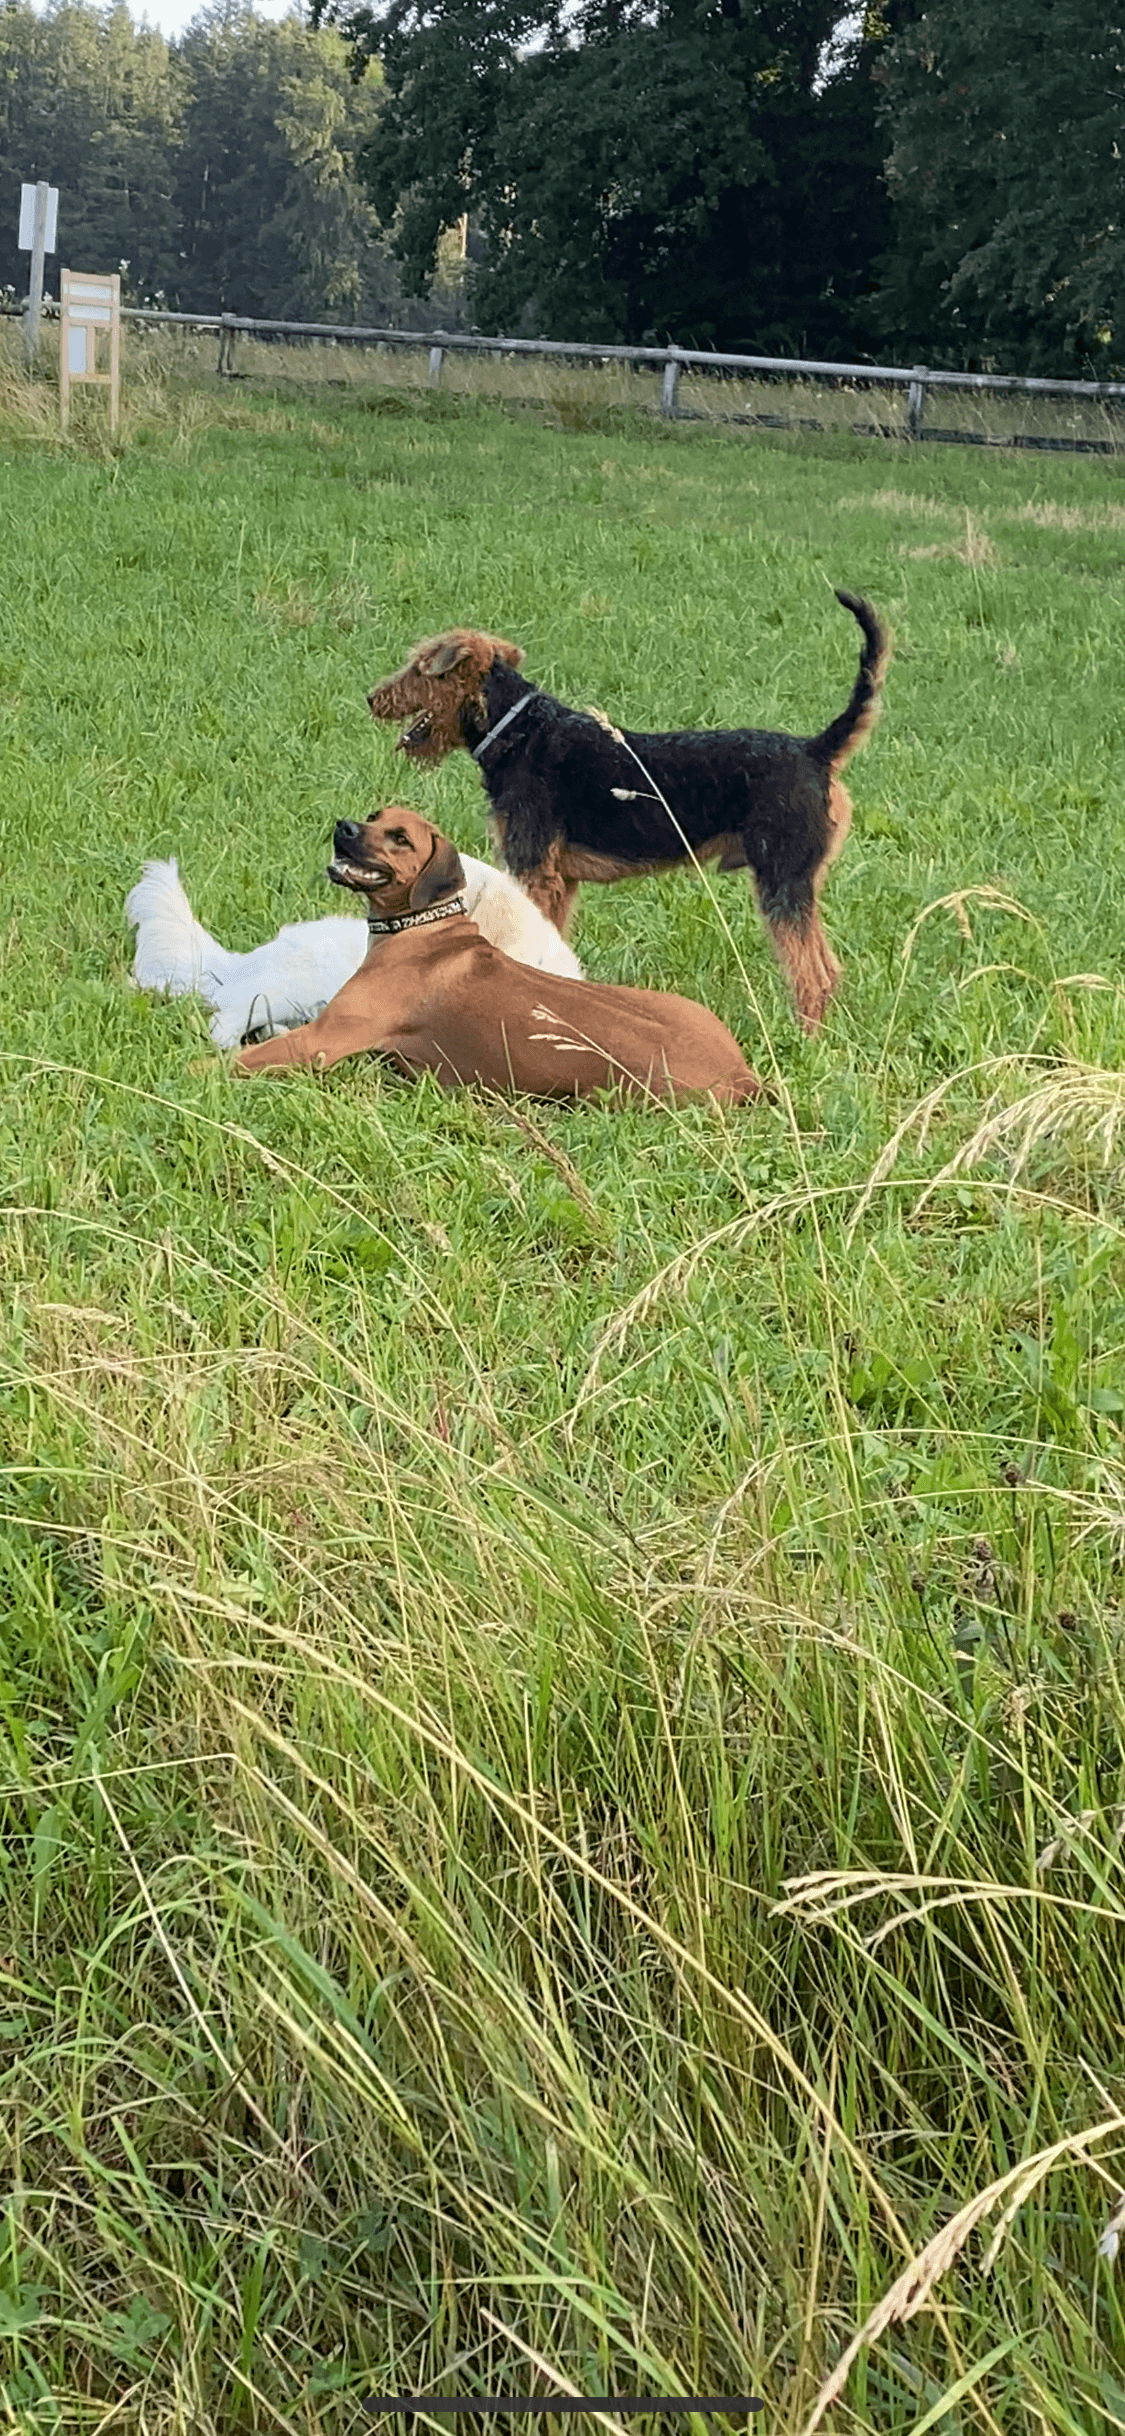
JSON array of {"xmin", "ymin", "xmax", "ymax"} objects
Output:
[
  {"xmin": 366, "ymin": 893, "xmax": 467, "ymax": 936},
  {"xmin": 471, "ymin": 691, "xmax": 535, "ymax": 761}
]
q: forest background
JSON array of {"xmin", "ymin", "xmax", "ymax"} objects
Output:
[{"xmin": 1, "ymin": 0, "xmax": 1121, "ymax": 378}]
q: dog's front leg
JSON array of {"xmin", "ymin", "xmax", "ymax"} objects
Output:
[
  {"xmin": 487, "ymin": 781, "xmax": 578, "ymax": 937},
  {"xmin": 233, "ymin": 1017, "xmax": 333, "ymax": 1076},
  {"xmin": 502, "ymin": 837, "xmax": 576, "ymax": 937},
  {"xmin": 233, "ymin": 965, "xmax": 397, "ymax": 1076}
]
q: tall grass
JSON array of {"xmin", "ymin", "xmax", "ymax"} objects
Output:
[
  {"xmin": 6, "ymin": 310, "xmax": 1122, "ymax": 454},
  {"xmin": 1, "ymin": 355, "xmax": 1125, "ymax": 2433}
]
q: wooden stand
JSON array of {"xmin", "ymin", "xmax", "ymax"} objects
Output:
[{"xmin": 59, "ymin": 270, "xmax": 121, "ymax": 438}]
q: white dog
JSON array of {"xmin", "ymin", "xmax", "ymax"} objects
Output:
[{"xmin": 126, "ymin": 853, "xmax": 583, "ymax": 1048}]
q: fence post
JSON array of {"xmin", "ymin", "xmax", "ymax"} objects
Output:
[
  {"xmin": 906, "ymin": 364, "xmax": 927, "ymax": 441},
  {"xmin": 217, "ymin": 313, "xmax": 237, "ymax": 377},
  {"xmin": 661, "ymin": 349, "xmax": 681, "ymax": 417},
  {"xmin": 428, "ymin": 345, "xmax": 444, "ymax": 389}
]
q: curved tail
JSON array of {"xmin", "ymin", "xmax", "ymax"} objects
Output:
[
  {"xmin": 126, "ymin": 857, "xmax": 235, "ymax": 995},
  {"xmin": 809, "ymin": 590, "xmax": 892, "ymax": 772}
]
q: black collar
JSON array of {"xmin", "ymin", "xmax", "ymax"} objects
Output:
[{"xmin": 366, "ymin": 893, "xmax": 467, "ymax": 937}]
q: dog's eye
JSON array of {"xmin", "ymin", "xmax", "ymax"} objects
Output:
[{"xmin": 389, "ymin": 830, "xmax": 410, "ymax": 846}]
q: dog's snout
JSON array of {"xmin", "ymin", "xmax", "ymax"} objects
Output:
[{"xmin": 334, "ymin": 820, "xmax": 361, "ymax": 849}]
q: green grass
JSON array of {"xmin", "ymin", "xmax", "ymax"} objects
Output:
[{"xmin": 2, "ymin": 343, "xmax": 1125, "ymax": 2435}]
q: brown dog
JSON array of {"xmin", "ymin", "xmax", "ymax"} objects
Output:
[
  {"xmin": 365, "ymin": 592, "xmax": 890, "ymax": 1033},
  {"xmin": 233, "ymin": 808, "xmax": 760, "ymax": 1107}
]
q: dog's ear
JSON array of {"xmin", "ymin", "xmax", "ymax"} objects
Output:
[
  {"xmin": 418, "ymin": 638, "xmax": 473, "ymax": 678},
  {"xmin": 494, "ymin": 639, "xmax": 524, "ymax": 670},
  {"xmin": 409, "ymin": 832, "xmax": 466, "ymax": 911}
]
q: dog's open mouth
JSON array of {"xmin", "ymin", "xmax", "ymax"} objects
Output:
[
  {"xmin": 327, "ymin": 855, "xmax": 393, "ymax": 890},
  {"xmin": 398, "ymin": 711, "xmax": 432, "ymax": 753}
]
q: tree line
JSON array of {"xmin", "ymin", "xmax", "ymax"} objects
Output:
[
  {"xmin": 2, "ymin": 0, "xmax": 1120, "ymax": 374},
  {"xmin": 0, "ymin": 0, "xmax": 457, "ymax": 327}
]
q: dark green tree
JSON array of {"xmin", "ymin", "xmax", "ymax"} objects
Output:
[
  {"xmin": 0, "ymin": 0, "xmax": 180, "ymax": 302},
  {"xmin": 0, "ymin": 0, "xmax": 409, "ymax": 320},
  {"xmin": 876, "ymin": 0, "xmax": 1124, "ymax": 372},
  {"xmin": 323, "ymin": 0, "xmax": 542, "ymax": 308},
  {"xmin": 314, "ymin": 0, "xmax": 894, "ymax": 354},
  {"xmin": 172, "ymin": 2, "xmax": 396, "ymax": 319}
]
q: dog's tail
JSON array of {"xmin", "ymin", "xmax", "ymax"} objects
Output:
[
  {"xmin": 126, "ymin": 858, "xmax": 235, "ymax": 995},
  {"xmin": 808, "ymin": 591, "xmax": 892, "ymax": 773}
]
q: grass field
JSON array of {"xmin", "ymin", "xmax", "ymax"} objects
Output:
[{"xmin": 2, "ymin": 343, "xmax": 1125, "ymax": 2434}]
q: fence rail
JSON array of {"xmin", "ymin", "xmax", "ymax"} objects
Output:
[{"xmin": 6, "ymin": 296, "xmax": 1124, "ymax": 451}]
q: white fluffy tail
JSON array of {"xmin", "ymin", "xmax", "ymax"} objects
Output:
[{"xmin": 126, "ymin": 858, "xmax": 235, "ymax": 995}]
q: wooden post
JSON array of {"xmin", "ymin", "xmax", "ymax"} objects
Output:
[
  {"xmin": 19, "ymin": 181, "xmax": 58, "ymax": 370},
  {"xmin": 428, "ymin": 345, "xmax": 444, "ymax": 388},
  {"xmin": 217, "ymin": 313, "xmax": 237, "ymax": 376},
  {"xmin": 906, "ymin": 364, "xmax": 927, "ymax": 441},
  {"xmin": 59, "ymin": 282, "xmax": 70, "ymax": 430},
  {"xmin": 661, "ymin": 350, "xmax": 681, "ymax": 417},
  {"xmin": 59, "ymin": 269, "xmax": 121, "ymax": 437}
]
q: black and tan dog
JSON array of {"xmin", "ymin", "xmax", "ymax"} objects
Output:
[
  {"xmin": 366, "ymin": 590, "xmax": 890, "ymax": 1033},
  {"xmin": 234, "ymin": 808, "xmax": 760, "ymax": 1107}
]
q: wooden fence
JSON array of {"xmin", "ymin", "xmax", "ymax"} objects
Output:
[{"xmin": 7, "ymin": 297, "xmax": 1125, "ymax": 453}]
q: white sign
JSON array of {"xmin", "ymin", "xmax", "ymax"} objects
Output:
[{"xmin": 19, "ymin": 184, "xmax": 59, "ymax": 253}]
